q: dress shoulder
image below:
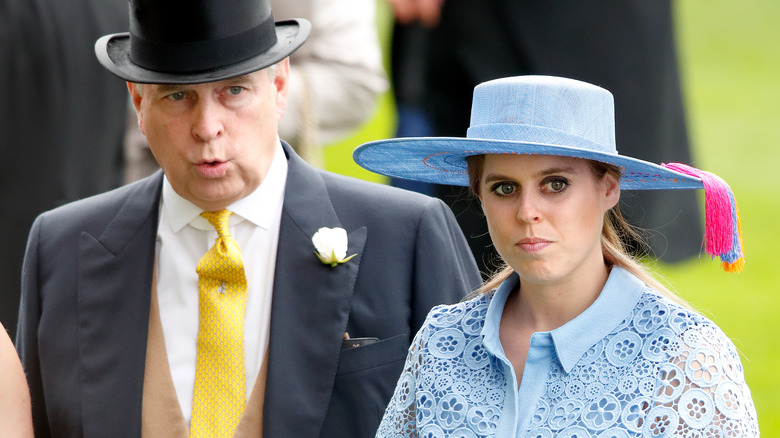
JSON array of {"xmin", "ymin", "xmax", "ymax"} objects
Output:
[
  {"xmin": 603, "ymin": 289, "xmax": 760, "ymax": 436},
  {"xmin": 419, "ymin": 292, "xmax": 495, "ymax": 337},
  {"xmin": 529, "ymin": 286, "xmax": 759, "ymax": 437}
]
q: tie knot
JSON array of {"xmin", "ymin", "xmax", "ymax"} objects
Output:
[{"xmin": 201, "ymin": 209, "xmax": 233, "ymax": 238}]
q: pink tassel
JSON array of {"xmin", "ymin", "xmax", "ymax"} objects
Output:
[{"xmin": 661, "ymin": 163, "xmax": 744, "ymax": 272}]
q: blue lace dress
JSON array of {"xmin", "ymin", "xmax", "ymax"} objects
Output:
[{"xmin": 376, "ymin": 267, "xmax": 759, "ymax": 437}]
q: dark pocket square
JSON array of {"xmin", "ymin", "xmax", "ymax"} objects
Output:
[
  {"xmin": 341, "ymin": 337, "xmax": 379, "ymax": 350},
  {"xmin": 336, "ymin": 333, "xmax": 409, "ymax": 376}
]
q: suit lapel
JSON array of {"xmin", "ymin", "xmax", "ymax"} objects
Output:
[
  {"xmin": 264, "ymin": 145, "xmax": 367, "ymax": 438},
  {"xmin": 77, "ymin": 172, "xmax": 162, "ymax": 437}
]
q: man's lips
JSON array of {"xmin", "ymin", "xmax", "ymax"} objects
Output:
[
  {"xmin": 196, "ymin": 160, "xmax": 228, "ymax": 178},
  {"xmin": 516, "ymin": 237, "xmax": 552, "ymax": 253}
]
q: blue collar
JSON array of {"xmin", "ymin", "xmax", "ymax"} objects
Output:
[{"xmin": 482, "ymin": 266, "xmax": 646, "ymax": 373}]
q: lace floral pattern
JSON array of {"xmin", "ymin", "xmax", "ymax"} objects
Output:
[{"xmin": 377, "ymin": 281, "xmax": 758, "ymax": 437}]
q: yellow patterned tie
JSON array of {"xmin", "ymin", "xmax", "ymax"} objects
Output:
[{"xmin": 191, "ymin": 209, "xmax": 247, "ymax": 437}]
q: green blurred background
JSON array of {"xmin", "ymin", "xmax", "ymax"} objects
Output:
[{"xmin": 324, "ymin": 0, "xmax": 779, "ymax": 433}]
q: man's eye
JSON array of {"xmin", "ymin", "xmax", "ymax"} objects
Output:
[
  {"xmin": 167, "ymin": 92, "xmax": 186, "ymax": 101},
  {"xmin": 492, "ymin": 183, "xmax": 516, "ymax": 196},
  {"xmin": 226, "ymin": 86, "xmax": 244, "ymax": 95}
]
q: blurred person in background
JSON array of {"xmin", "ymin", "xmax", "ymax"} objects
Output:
[{"xmin": 0, "ymin": 0, "xmax": 129, "ymax": 339}]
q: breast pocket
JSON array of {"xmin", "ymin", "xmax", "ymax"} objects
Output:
[
  {"xmin": 320, "ymin": 333, "xmax": 411, "ymax": 438},
  {"xmin": 336, "ymin": 333, "xmax": 410, "ymax": 376}
]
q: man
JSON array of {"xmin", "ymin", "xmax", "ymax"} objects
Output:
[{"xmin": 16, "ymin": 0, "xmax": 481, "ymax": 436}]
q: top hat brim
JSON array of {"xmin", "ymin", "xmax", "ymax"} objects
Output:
[
  {"xmin": 353, "ymin": 137, "xmax": 704, "ymax": 191},
  {"xmin": 95, "ymin": 19, "xmax": 310, "ymax": 84}
]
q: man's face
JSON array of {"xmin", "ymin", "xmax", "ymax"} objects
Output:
[{"xmin": 129, "ymin": 60, "xmax": 289, "ymax": 211}]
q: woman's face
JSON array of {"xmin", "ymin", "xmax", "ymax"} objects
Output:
[{"xmin": 477, "ymin": 154, "xmax": 619, "ymax": 290}]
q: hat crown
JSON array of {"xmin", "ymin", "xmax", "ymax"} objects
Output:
[
  {"xmin": 467, "ymin": 76, "xmax": 617, "ymax": 154},
  {"xmin": 127, "ymin": 0, "xmax": 278, "ymax": 75},
  {"xmin": 130, "ymin": 0, "xmax": 270, "ymax": 44}
]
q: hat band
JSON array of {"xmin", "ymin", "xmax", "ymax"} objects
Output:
[
  {"xmin": 130, "ymin": 14, "xmax": 278, "ymax": 74},
  {"xmin": 466, "ymin": 123, "xmax": 616, "ymax": 155}
]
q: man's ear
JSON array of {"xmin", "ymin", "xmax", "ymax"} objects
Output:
[
  {"xmin": 127, "ymin": 82, "xmax": 145, "ymax": 134},
  {"xmin": 273, "ymin": 58, "xmax": 291, "ymax": 121}
]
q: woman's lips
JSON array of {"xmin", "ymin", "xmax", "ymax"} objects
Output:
[{"xmin": 517, "ymin": 238, "xmax": 552, "ymax": 253}]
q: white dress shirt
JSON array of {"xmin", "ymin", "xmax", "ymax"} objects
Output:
[{"xmin": 155, "ymin": 143, "xmax": 287, "ymax": 421}]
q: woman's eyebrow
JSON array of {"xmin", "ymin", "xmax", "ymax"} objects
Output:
[
  {"xmin": 483, "ymin": 166, "xmax": 578, "ymax": 183},
  {"xmin": 483, "ymin": 173, "xmax": 514, "ymax": 184},
  {"xmin": 534, "ymin": 166, "xmax": 578, "ymax": 177}
]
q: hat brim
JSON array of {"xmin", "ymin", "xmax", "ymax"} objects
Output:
[
  {"xmin": 353, "ymin": 137, "xmax": 704, "ymax": 191},
  {"xmin": 95, "ymin": 19, "xmax": 310, "ymax": 84}
]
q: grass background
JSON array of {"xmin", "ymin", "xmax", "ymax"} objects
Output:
[{"xmin": 323, "ymin": 0, "xmax": 779, "ymax": 433}]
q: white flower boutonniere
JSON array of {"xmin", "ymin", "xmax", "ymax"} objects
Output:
[{"xmin": 312, "ymin": 227, "xmax": 357, "ymax": 268}]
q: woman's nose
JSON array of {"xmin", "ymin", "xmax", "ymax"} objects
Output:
[{"xmin": 516, "ymin": 191, "xmax": 542, "ymax": 223}]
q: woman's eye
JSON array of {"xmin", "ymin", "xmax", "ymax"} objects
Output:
[
  {"xmin": 545, "ymin": 178, "xmax": 568, "ymax": 192},
  {"xmin": 493, "ymin": 183, "xmax": 516, "ymax": 196}
]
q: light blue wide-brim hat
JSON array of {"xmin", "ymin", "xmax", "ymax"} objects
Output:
[
  {"xmin": 354, "ymin": 75, "xmax": 703, "ymax": 191},
  {"xmin": 353, "ymin": 75, "xmax": 746, "ymax": 272}
]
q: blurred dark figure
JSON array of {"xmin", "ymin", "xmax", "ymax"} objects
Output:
[
  {"xmin": 388, "ymin": 0, "xmax": 701, "ymax": 276},
  {"xmin": 388, "ymin": 22, "xmax": 436, "ymax": 196},
  {"xmin": 0, "ymin": 0, "xmax": 128, "ymax": 338}
]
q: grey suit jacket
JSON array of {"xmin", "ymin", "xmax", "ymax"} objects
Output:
[{"xmin": 17, "ymin": 143, "xmax": 481, "ymax": 437}]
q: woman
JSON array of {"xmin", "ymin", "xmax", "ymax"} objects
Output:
[
  {"xmin": 1, "ymin": 324, "xmax": 33, "ymax": 437},
  {"xmin": 354, "ymin": 76, "xmax": 758, "ymax": 437}
]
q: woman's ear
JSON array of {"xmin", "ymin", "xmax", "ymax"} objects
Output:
[{"xmin": 603, "ymin": 173, "xmax": 620, "ymax": 210}]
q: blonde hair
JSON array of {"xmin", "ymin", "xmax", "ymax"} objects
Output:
[{"xmin": 467, "ymin": 155, "xmax": 691, "ymax": 309}]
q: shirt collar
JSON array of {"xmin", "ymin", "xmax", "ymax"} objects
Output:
[
  {"xmin": 550, "ymin": 266, "xmax": 645, "ymax": 372},
  {"xmin": 161, "ymin": 140, "xmax": 288, "ymax": 232},
  {"xmin": 482, "ymin": 275, "xmax": 517, "ymax": 361},
  {"xmin": 481, "ymin": 266, "xmax": 646, "ymax": 373}
]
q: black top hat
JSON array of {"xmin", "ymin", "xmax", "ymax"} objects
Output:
[{"xmin": 95, "ymin": 0, "xmax": 310, "ymax": 84}]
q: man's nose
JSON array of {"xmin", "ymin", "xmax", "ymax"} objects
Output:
[{"xmin": 191, "ymin": 98, "xmax": 224, "ymax": 141}]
